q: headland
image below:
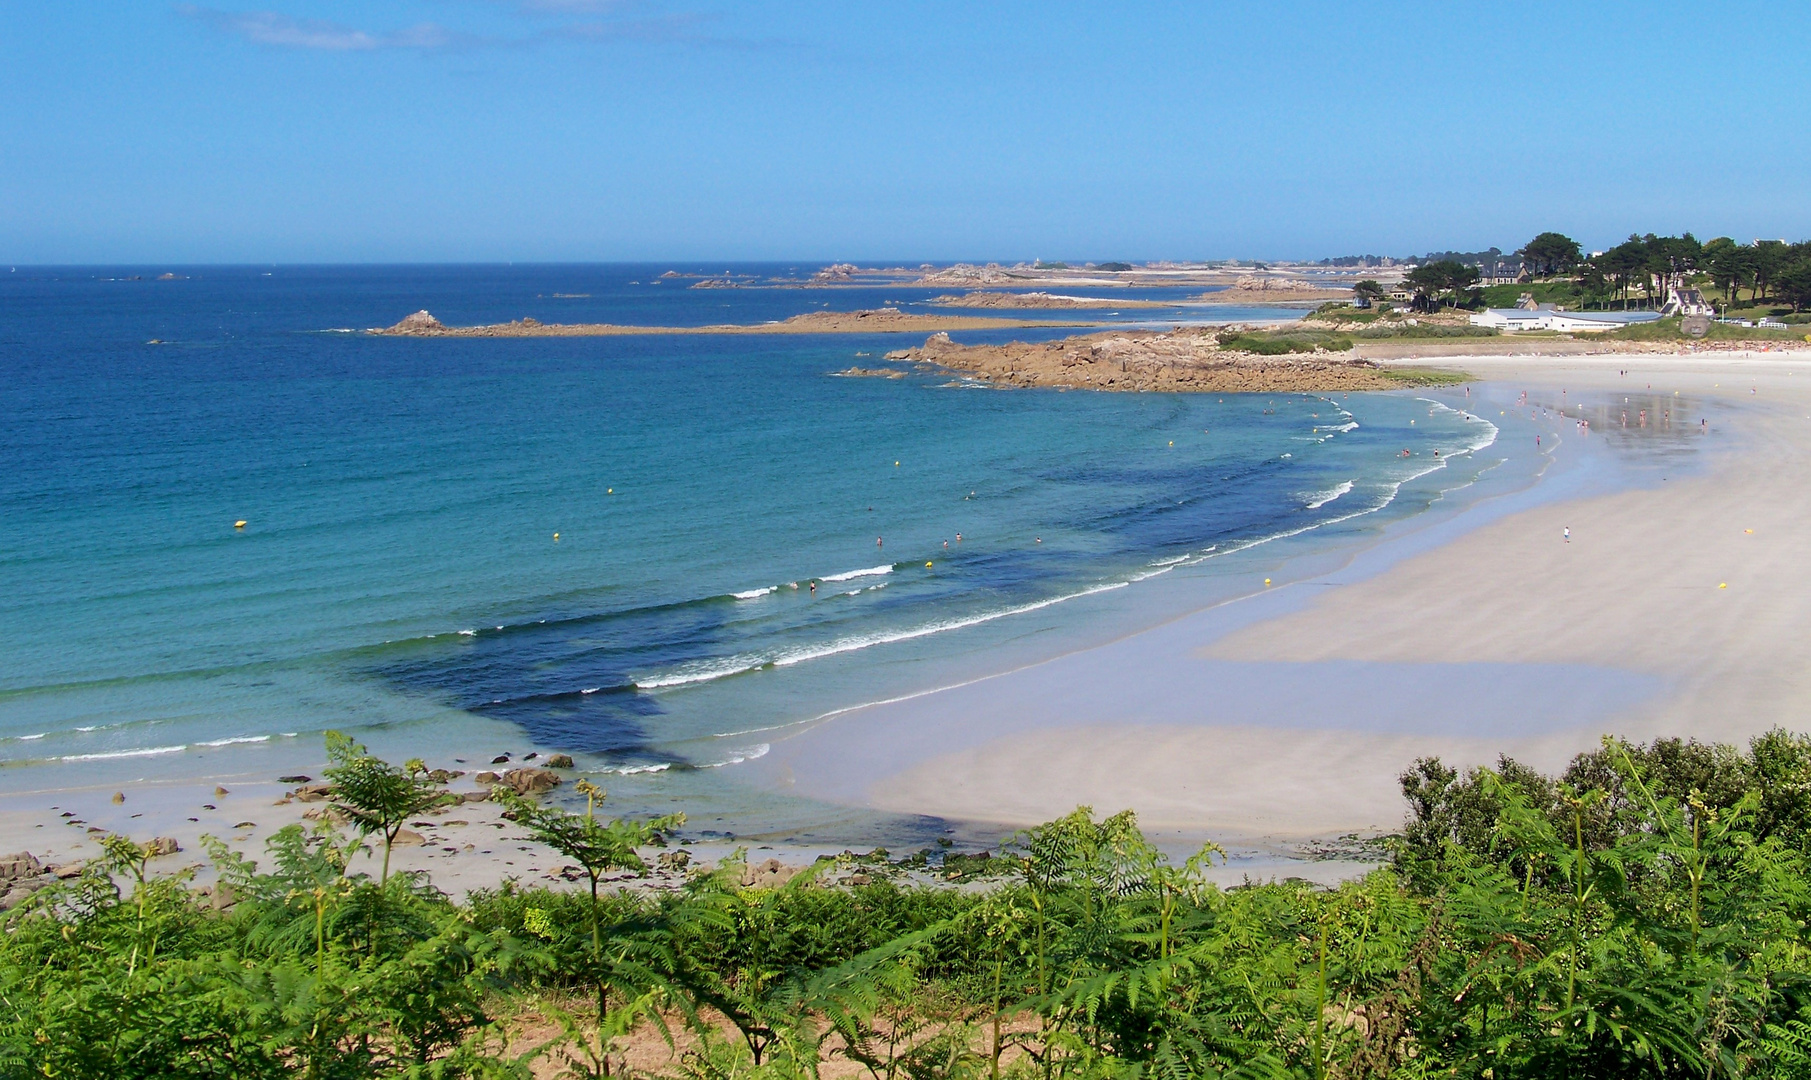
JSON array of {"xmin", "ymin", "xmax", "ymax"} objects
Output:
[{"xmin": 885, "ymin": 328, "xmax": 1440, "ymax": 392}]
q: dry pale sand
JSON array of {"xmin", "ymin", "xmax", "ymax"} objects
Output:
[
  {"xmin": 0, "ymin": 750, "xmax": 717, "ymax": 897},
  {"xmin": 793, "ymin": 351, "xmax": 1811, "ymax": 846},
  {"xmin": 1214, "ymin": 354, "xmax": 1811, "ymax": 733}
]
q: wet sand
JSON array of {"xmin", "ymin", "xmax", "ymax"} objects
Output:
[{"xmin": 750, "ymin": 350, "xmax": 1811, "ymax": 849}]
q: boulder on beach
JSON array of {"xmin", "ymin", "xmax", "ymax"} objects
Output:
[
  {"xmin": 143, "ymin": 837, "xmax": 180, "ymax": 858},
  {"xmin": 497, "ymin": 767, "xmax": 562, "ymax": 796},
  {"xmin": 544, "ymin": 754, "xmax": 574, "ymax": 769},
  {"xmin": 739, "ymin": 857, "xmax": 798, "ymax": 889},
  {"xmin": 303, "ymin": 806, "xmax": 352, "ymax": 826},
  {"xmin": 0, "ymin": 851, "xmax": 44, "ymax": 885}
]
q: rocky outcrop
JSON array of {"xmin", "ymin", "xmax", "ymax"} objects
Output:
[
  {"xmin": 303, "ymin": 805, "xmax": 352, "ymax": 826},
  {"xmin": 379, "ymin": 310, "xmax": 446, "ymax": 334},
  {"xmin": 0, "ymin": 852, "xmax": 53, "ymax": 910},
  {"xmin": 914, "ymin": 262, "xmax": 1020, "ymax": 286},
  {"xmin": 896, "ymin": 329, "xmax": 1400, "ymax": 394},
  {"xmin": 369, "ymin": 309, "xmax": 1091, "ymax": 337},
  {"xmin": 830, "ymin": 366, "xmax": 907, "ymax": 379},
  {"xmin": 494, "ymin": 767, "xmax": 561, "ymax": 796},
  {"xmin": 739, "ymin": 857, "xmax": 798, "ymax": 889},
  {"xmin": 927, "ymin": 291, "xmax": 1170, "ymax": 310},
  {"xmin": 1194, "ymin": 279, "xmax": 1353, "ymax": 304}
]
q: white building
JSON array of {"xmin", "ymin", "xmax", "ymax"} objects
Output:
[{"xmin": 1470, "ymin": 306, "xmax": 1662, "ymax": 333}]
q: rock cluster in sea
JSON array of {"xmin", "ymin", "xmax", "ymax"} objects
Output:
[
  {"xmin": 889, "ymin": 329, "xmax": 1398, "ymax": 393},
  {"xmin": 379, "ymin": 310, "xmax": 447, "ymax": 334}
]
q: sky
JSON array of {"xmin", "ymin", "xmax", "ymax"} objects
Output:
[{"xmin": 3, "ymin": 1, "xmax": 1808, "ymax": 264}]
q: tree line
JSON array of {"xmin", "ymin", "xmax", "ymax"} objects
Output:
[
  {"xmin": 1385, "ymin": 232, "xmax": 1811, "ymax": 313},
  {"xmin": 12, "ymin": 728, "xmax": 1811, "ymax": 1077}
]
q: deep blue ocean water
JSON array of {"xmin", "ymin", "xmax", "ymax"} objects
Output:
[{"xmin": 0, "ymin": 265, "xmax": 1497, "ymax": 833}]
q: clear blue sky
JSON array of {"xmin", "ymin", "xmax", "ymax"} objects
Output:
[{"xmin": 4, "ymin": 2, "xmax": 1807, "ymax": 263}]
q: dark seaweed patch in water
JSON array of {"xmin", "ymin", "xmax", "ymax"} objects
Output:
[{"xmin": 359, "ymin": 595, "xmax": 762, "ymax": 759}]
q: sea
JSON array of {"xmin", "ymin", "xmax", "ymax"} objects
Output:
[{"xmin": 0, "ymin": 264, "xmax": 1503, "ymax": 843}]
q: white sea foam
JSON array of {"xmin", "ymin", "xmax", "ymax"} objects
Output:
[
  {"xmin": 703, "ymin": 744, "xmax": 770, "ymax": 768},
  {"xmin": 732, "ymin": 586, "xmax": 777, "ymax": 600},
  {"xmin": 769, "ymin": 582, "xmax": 1130, "ymax": 670},
  {"xmin": 636, "ymin": 402, "xmax": 1500, "ymax": 698},
  {"xmin": 1305, "ymin": 480, "xmax": 1354, "ymax": 510},
  {"xmin": 636, "ymin": 581, "xmax": 1128, "ymax": 690},
  {"xmin": 457, "ymin": 629, "xmax": 476, "ymax": 636},
  {"xmin": 635, "ymin": 656, "xmax": 766, "ymax": 689},
  {"xmin": 196, "ymin": 735, "xmax": 270, "ymax": 747},
  {"xmin": 605, "ymin": 762, "xmax": 672, "ymax": 775},
  {"xmin": 61, "ymin": 745, "xmax": 186, "ymax": 762},
  {"xmin": 821, "ymin": 564, "xmax": 893, "ymax": 583},
  {"xmin": 581, "ymin": 687, "xmax": 601, "ymax": 694},
  {"xmin": 17, "ymin": 733, "xmax": 45, "ymax": 741}
]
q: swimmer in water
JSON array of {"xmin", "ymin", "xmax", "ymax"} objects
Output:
[{"xmin": 877, "ymin": 536, "xmax": 883, "ymax": 548}]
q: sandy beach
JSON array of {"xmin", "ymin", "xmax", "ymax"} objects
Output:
[
  {"xmin": 746, "ymin": 348, "xmax": 1811, "ymax": 850},
  {"xmin": 10, "ymin": 347, "xmax": 1811, "ymax": 888}
]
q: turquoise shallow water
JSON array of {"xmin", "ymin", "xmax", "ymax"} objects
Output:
[{"xmin": 0, "ymin": 264, "xmax": 1498, "ymax": 837}]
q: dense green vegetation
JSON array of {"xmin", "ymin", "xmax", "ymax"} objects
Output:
[
  {"xmin": 12, "ymin": 729, "xmax": 1811, "ymax": 1077},
  {"xmin": 1605, "ymin": 317, "xmax": 1809, "ymax": 344},
  {"xmin": 1508, "ymin": 233, "xmax": 1811, "ymax": 313},
  {"xmin": 1215, "ymin": 328, "xmax": 1354, "ymax": 355},
  {"xmin": 1371, "ymin": 231, "xmax": 1811, "ymax": 317},
  {"xmin": 1374, "ymin": 367, "xmax": 1469, "ymax": 386}
]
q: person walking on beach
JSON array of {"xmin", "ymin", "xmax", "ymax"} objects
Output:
[{"xmin": 1564, "ymin": 527, "xmax": 1570, "ymax": 543}]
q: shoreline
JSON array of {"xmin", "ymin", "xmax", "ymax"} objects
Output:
[
  {"xmin": 11, "ymin": 349, "xmax": 1811, "ymax": 888},
  {"xmin": 746, "ymin": 351, "xmax": 1811, "ymax": 849}
]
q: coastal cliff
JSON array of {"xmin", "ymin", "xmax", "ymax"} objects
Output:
[{"xmin": 887, "ymin": 329, "xmax": 1402, "ymax": 392}]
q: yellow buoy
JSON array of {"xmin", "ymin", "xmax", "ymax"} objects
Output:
[
  {"xmin": 607, "ymin": 488, "xmax": 613, "ymax": 494},
  {"xmin": 894, "ymin": 461, "xmax": 900, "ymax": 467},
  {"xmin": 1168, "ymin": 441, "xmax": 1173, "ymax": 446},
  {"xmin": 552, "ymin": 532, "xmax": 560, "ymax": 541},
  {"xmin": 925, "ymin": 561, "xmax": 933, "ymax": 568},
  {"xmin": 1719, "ymin": 582, "xmax": 1728, "ymax": 589},
  {"xmin": 1264, "ymin": 578, "xmax": 1271, "ymax": 586},
  {"xmin": 233, "ymin": 520, "xmax": 247, "ymax": 529}
]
